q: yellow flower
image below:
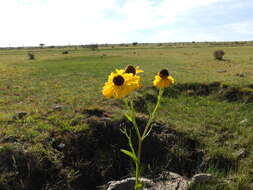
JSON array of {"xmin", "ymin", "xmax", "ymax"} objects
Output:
[
  {"xmin": 102, "ymin": 70, "xmax": 141, "ymax": 99},
  {"xmin": 124, "ymin": 65, "xmax": 143, "ymax": 75},
  {"xmin": 114, "ymin": 65, "xmax": 143, "ymax": 88},
  {"xmin": 153, "ymin": 69, "xmax": 175, "ymax": 88},
  {"xmin": 115, "ymin": 65, "xmax": 143, "ymax": 75}
]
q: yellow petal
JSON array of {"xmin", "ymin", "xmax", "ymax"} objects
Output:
[
  {"xmin": 135, "ymin": 66, "xmax": 144, "ymax": 73},
  {"xmin": 153, "ymin": 74, "xmax": 175, "ymax": 88},
  {"xmin": 102, "ymin": 83, "xmax": 114, "ymax": 98}
]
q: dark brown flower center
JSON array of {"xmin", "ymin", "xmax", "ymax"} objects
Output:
[
  {"xmin": 125, "ymin": 65, "xmax": 136, "ymax": 75},
  {"xmin": 113, "ymin": 75, "xmax": 125, "ymax": 86},
  {"xmin": 159, "ymin": 69, "xmax": 169, "ymax": 79}
]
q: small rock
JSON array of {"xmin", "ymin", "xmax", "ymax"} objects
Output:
[
  {"xmin": 239, "ymin": 119, "xmax": 248, "ymax": 124},
  {"xmin": 53, "ymin": 105, "xmax": 62, "ymax": 111},
  {"xmin": 153, "ymin": 172, "xmax": 190, "ymax": 190},
  {"xmin": 232, "ymin": 148, "xmax": 246, "ymax": 159},
  {"xmin": 103, "ymin": 172, "xmax": 190, "ymax": 190},
  {"xmin": 191, "ymin": 173, "xmax": 214, "ymax": 184},
  {"xmin": 58, "ymin": 143, "xmax": 65, "ymax": 149},
  {"xmin": 106, "ymin": 177, "xmax": 154, "ymax": 190}
]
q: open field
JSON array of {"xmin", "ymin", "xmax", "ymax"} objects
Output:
[{"xmin": 0, "ymin": 43, "xmax": 252, "ymax": 189}]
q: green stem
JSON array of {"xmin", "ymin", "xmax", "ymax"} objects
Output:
[
  {"xmin": 142, "ymin": 88, "xmax": 164, "ymax": 140},
  {"xmin": 124, "ymin": 99, "xmax": 141, "ymax": 140},
  {"xmin": 130, "ymin": 100, "xmax": 142, "ymax": 140},
  {"xmin": 123, "ymin": 88, "xmax": 164, "ymax": 190},
  {"xmin": 135, "ymin": 138, "xmax": 142, "ymax": 190},
  {"xmin": 124, "ymin": 99, "xmax": 142, "ymax": 190}
]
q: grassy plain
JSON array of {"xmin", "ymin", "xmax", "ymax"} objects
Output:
[{"xmin": 0, "ymin": 43, "xmax": 252, "ymax": 189}]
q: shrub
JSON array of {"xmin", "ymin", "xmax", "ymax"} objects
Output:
[
  {"xmin": 28, "ymin": 53, "xmax": 35, "ymax": 60},
  {"xmin": 90, "ymin": 44, "xmax": 98, "ymax": 51},
  {"xmin": 213, "ymin": 50, "xmax": 225, "ymax": 60},
  {"xmin": 87, "ymin": 44, "xmax": 98, "ymax": 51},
  {"xmin": 81, "ymin": 44, "xmax": 98, "ymax": 51},
  {"xmin": 62, "ymin": 51, "xmax": 69, "ymax": 54}
]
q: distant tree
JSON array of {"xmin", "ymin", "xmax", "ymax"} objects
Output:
[
  {"xmin": 132, "ymin": 42, "xmax": 138, "ymax": 46},
  {"xmin": 213, "ymin": 50, "xmax": 225, "ymax": 60},
  {"xmin": 39, "ymin": 43, "xmax": 45, "ymax": 48},
  {"xmin": 27, "ymin": 52, "xmax": 35, "ymax": 60}
]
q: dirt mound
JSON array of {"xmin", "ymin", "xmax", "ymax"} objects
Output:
[
  {"xmin": 138, "ymin": 82, "xmax": 253, "ymax": 104},
  {"xmin": 47, "ymin": 113, "xmax": 204, "ymax": 189},
  {"xmin": 218, "ymin": 87, "xmax": 253, "ymax": 103},
  {"xmin": 0, "ymin": 144, "xmax": 64, "ymax": 190}
]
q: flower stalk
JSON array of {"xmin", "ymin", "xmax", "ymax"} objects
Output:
[
  {"xmin": 121, "ymin": 88, "xmax": 164, "ymax": 190},
  {"xmin": 102, "ymin": 67, "xmax": 174, "ymax": 190}
]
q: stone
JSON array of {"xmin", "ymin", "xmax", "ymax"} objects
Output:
[
  {"xmin": 151, "ymin": 172, "xmax": 190, "ymax": 190},
  {"xmin": 57, "ymin": 143, "xmax": 65, "ymax": 149},
  {"xmin": 191, "ymin": 173, "xmax": 214, "ymax": 184},
  {"xmin": 104, "ymin": 172, "xmax": 190, "ymax": 190},
  {"xmin": 53, "ymin": 105, "xmax": 62, "ymax": 111},
  {"xmin": 232, "ymin": 148, "xmax": 246, "ymax": 159},
  {"xmin": 239, "ymin": 119, "xmax": 248, "ymax": 124},
  {"xmin": 106, "ymin": 177, "xmax": 154, "ymax": 190}
]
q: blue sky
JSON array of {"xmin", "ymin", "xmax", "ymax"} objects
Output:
[{"xmin": 0, "ymin": 0, "xmax": 253, "ymax": 47}]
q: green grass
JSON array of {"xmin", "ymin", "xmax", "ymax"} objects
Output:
[{"xmin": 0, "ymin": 43, "xmax": 252, "ymax": 189}]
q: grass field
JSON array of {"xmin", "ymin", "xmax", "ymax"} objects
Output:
[{"xmin": 0, "ymin": 43, "xmax": 252, "ymax": 189}]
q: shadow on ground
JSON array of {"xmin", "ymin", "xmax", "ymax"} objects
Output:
[{"xmin": 0, "ymin": 106, "xmax": 240, "ymax": 190}]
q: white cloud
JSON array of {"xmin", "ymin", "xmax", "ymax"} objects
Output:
[
  {"xmin": 143, "ymin": 28, "xmax": 218, "ymax": 42},
  {"xmin": 0, "ymin": 0, "xmax": 120, "ymax": 46},
  {"xmin": 108, "ymin": 0, "xmax": 223, "ymax": 31},
  {"xmin": 0, "ymin": 0, "xmax": 250, "ymax": 46},
  {"xmin": 225, "ymin": 21, "xmax": 253, "ymax": 35},
  {"xmin": 142, "ymin": 18, "xmax": 253, "ymax": 42}
]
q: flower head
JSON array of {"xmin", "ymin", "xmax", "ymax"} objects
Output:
[
  {"xmin": 115, "ymin": 65, "xmax": 143, "ymax": 76},
  {"xmin": 102, "ymin": 69, "xmax": 141, "ymax": 99},
  {"xmin": 153, "ymin": 69, "xmax": 175, "ymax": 88},
  {"xmin": 124, "ymin": 65, "xmax": 143, "ymax": 75},
  {"xmin": 113, "ymin": 65, "xmax": 143, "ymax": 88}
]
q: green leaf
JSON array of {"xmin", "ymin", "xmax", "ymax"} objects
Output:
[
  {"xmin": 124, "ymin": 113, "xmax": 133, "ymax": 122},
  {"xmin": 120, "ymin": 149, "xmax": 138, "ymax": 163}
]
